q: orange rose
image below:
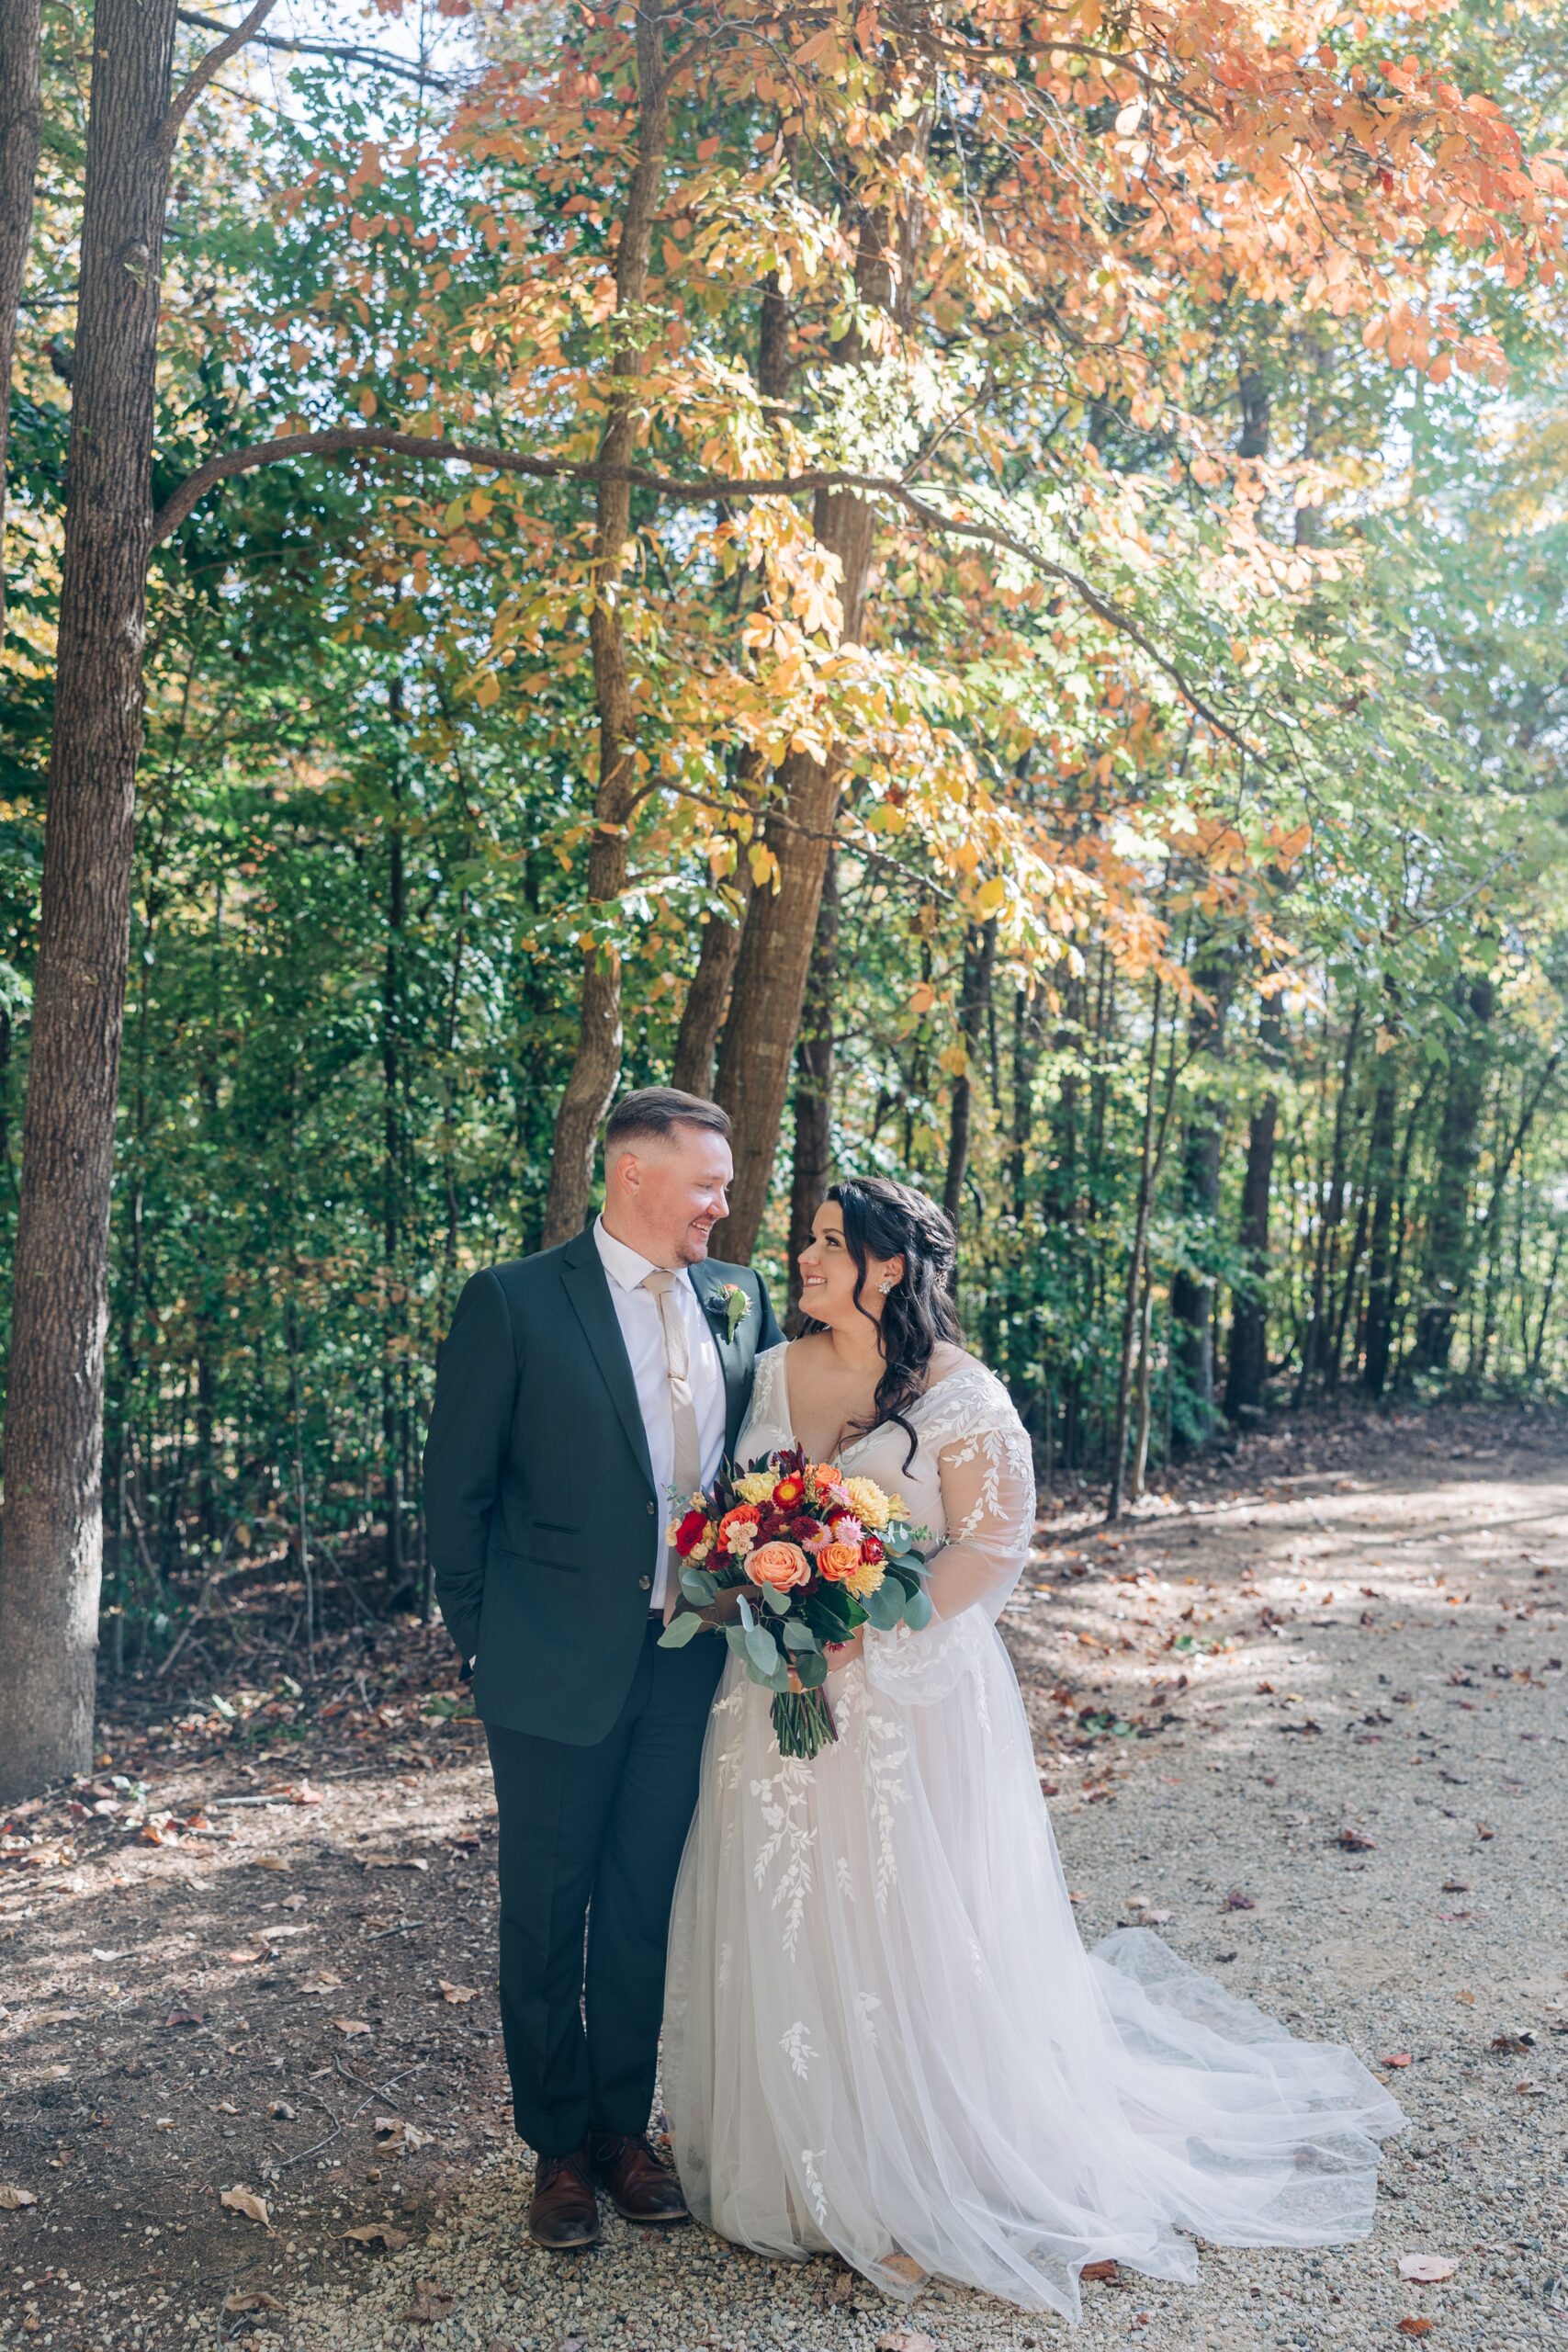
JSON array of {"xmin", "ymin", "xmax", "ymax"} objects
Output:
[
  {"xmin": 718, "ymin": 1503, "xmax": 761, "ymax": 1541},
  {"xmin": 807, "ymin": 1463, "xmax": 844, "ymax": 1492},
  {"xmin": 749, "ymin": 1540, "xmax": 812, "ymax": 1591},
  {"xmin": 817, "ymin": 1540, "xmax": 863, "ymax": 1582}
]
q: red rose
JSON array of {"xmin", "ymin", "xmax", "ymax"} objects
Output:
[
  {"xmin": 859, "ymin": 1533, "xmax": 885, "ymax": 1565},
  {"xmin": 674, "ymin": 1508, "xmax": 709, "ymax": 1557}
]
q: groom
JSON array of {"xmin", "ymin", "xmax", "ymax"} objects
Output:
[{"xmin": 423, "ymin": 1087, "xmax": 782, "ymax": 2250}]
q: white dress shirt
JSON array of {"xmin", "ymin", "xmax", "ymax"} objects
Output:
[{"xmin": 593, "ymin": 1216, "xmax": 728, "ymax": 1611}]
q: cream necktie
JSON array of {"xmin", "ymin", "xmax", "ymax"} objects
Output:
[{"xmin": 641, "ymin": 1267, "xmax": 701, "ymax": 1623}]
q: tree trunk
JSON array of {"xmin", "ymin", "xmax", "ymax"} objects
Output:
[
  {"xmin": 541, "ymin": 0, "xmax": 671, "ymax": 1246},
  {"xmin": 1412, "ymin": 974, "xmax": 1495, "ymax": 1373},
  {"xmin": 1361, "ymin": 1049, "xmax": 1399, "ymax": 1396},
  {"xmin": 1108, "ymin": 978, "xmax": 1177, "ymax": 1521},
  {"xmin": 785, "ymin": 853, "xmax": 837, "ymax": 1321},
  {"xmin": 711, "ymin": 472, "xmax": 877, "ymax": 1255},
  {"xmin": 0, "ymin": 0, "xmax": 43, "ymax": 645},
  {"xmin": 382, "ymin": 698, "xmax": 407, "ymax": 1590},
  {"xmin": 1224, "ymin": 998, "xmax": 1283, "ymax": 1420},
  {"xmin": 671, "ymin": 876, "xmax": 750, "ymax": 1098},
  {"xmin": 0, "ymin": 0, "xmax": 181, "ymax": 1801},
  {"xmin": 1168, "ymin": 931, "xmax": 1235, "ymax": 1442},
  {"xmin": 942, "ymin": 919, "xmax": 997, "ymax": 1230}
]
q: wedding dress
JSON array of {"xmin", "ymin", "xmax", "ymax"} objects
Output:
[{"xmin": 661, "ymin": 1343, "xmax": 1404, "ymax": 2321}]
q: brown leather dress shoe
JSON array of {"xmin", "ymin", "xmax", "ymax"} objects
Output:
[
  {"xmin": 587, "ymin": 2131, "xmax": 690, "ymax": 2224},
  {"xmin": 528, "ymin": 2144, "xmax": 600, "ymax": 2250}
]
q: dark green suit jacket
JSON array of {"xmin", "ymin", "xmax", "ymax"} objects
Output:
[{"xmin": 423, "ymin": 1227, "xmax": 783, "ymax": 1745}]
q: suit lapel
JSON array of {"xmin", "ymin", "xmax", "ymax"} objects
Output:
[
  {"xmin": 558, "ymin": 1230, "xmax": 656, "ymax": 1495},
  {"xmin": 689, "ymin": 1263, "xmax": 750, "ymax": 1456}
]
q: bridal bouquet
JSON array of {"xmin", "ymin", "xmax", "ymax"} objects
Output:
[{"xmin": 659, "ymin": 1446, "xmax": 934, "ymax": 1758}]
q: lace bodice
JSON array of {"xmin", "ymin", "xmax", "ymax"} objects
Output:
[{"xmin": 738, "ymin": 1342, "xmax": 1037, "ymax": 1633}]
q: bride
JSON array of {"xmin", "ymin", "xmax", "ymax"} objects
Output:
[{"xmin": 661, "ymin": 1176, "xmax": 1404, "ymax": 2322}]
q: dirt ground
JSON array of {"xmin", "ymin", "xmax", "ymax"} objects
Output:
[{"xmin": 1, "ymin": 1398, "xmax": 1563, "ymax": 2351}]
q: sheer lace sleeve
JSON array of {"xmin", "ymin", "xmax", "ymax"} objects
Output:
[
  {"xmin": 925, "ymin": 1417, "xmax": 1037, "ymax": 1622},
  {"xmin": 863, "ymin": 1363, "xmax": 1035, "ymax": 1706}
]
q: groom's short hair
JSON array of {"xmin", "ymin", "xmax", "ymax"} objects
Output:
[{"xmin": 605, "ymin": 1087, "xmax": 731, "ymax": 1153}]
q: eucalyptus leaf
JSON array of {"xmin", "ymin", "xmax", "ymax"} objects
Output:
[
  {"xmin": 761, "ymin": 1581, "xmax": 791, "ymax": 1615},
  {"xmin": 782, "ymin": 1619, "xmax": 818, "ymax": 1652},
  {"xmin": 658, "ymin": 1610, "xmax": 705, "ymax": 1650},
  {"xmin": 792, "ymin": 1649, "xmax": 829, "ymax": 1689},
  {"xmin": 744, "ymin": 1625, "xmax": 781, "ymax": 1680},
  {"xmin": 862, "ymin": 1579, "xmax": 905, "ymax": 1631},
  {"xmin": 679, "ymin": 1566, "xmax": 718, "ymax": 1605},
  {"xmin": 902, "ymin": 1586, "xmax": 934, "ymax": 1633}
]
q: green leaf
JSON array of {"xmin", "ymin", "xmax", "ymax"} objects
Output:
[
  {"xmin": 862, "ymin": 1579, "xmax": 905, "ymax": 1631},
  {"xmin": 659, "ymin": 1611, "xmax": 705, "ymax": 1649},
  {"xmin": 792, "ymin": 1648, "xmax": 829, "ymax": 1689},
  {"xmin": 761, "ymin": 1581, "xmax": 792, "ymax": 1614},
  {"xmin": 724, "ymin": 1623, "xmax": 750, "ymax": 1658},
  {"xmin": 737, "ymin": 1593, "xmax": 756, "ymax": 1633},
  {"xmin": 680, "ymin": 1566, "xmax": 718, "ymax": 1605},
  {"xmin": 744, "ymin": 1625, "xmax": 781, "ymax": 1680},
  {"xmin": 782, "ymin": 1618, "xmax": 818, "ymax": 1652},
  {"xmin": 902, "ymin": 1586, "xmax": 933, "ymax": 1633}
]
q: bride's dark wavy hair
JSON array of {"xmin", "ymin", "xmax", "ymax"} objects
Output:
[{"xmin": 802, "ymin": 1176, "xmax": 964, "ymax": 1469}]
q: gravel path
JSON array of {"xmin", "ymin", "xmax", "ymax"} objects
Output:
[{"xmin": 4, "ymin": 1406, "xmax": 1564, "ymax": 2350}]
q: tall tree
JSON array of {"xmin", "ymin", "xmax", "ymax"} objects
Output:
[
  {"xmin": 0, "ymin": 0, "xmax": 43, "ymax": 644},
  {"xmin": 0, "ymin": 0, "xmax": 277, "ymax": 1801}
]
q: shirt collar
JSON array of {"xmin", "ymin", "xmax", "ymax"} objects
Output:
[{"xmin": 593, "ymin": 1215, "xmax": 694, "ymax": 1296}]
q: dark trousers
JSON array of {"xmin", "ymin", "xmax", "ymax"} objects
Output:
[{"xmin": 484, "ymin": 1619, "xmax": 723, "ymax": 2158}]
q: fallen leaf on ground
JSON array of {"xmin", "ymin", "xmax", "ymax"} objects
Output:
[
  {"xmin": 374, "ymin": 2116, "xmax": 432, "ymax": 2152},
  {"xmin": 1398, "ymin": 2322, "xmax": 1434, "ymax": 2338},
  {"xmin": 1081, "ymin": 2257, "xmax": 1119, "ymax": 2281},
  {"xmin": 438, "ymin": 1980, "xmax": 478, "ymax": 2004},
  {"xmin": 1224, "ymin": 1890, "xmax": 1256, "ymax": 1911},
  {"xmin": 163, "ymin": 2009, "xmax": 203, "ymax": 2028},
  {"xmin": 1399, "ymin": 2255, "xmax": 1458, "ymax": 2282},
  {"xmin": 251, "ymin": 1854, "xmax": 289, "ymax": 1871},
  {"xmin": 1455, "ymin": 1990, "xmax": 1475, "ymax": 2006},
  {"xmin": 1381, "ymin": 2052, "xmax": 1413, "ymax": 2067},
  {"xmin": 223, "ymin": 2290, "xmax": 285, "ymax": 2315},
  {"xmin": 1336, "ymin": 1830, "xmax": 1377, "ymax": 1851},
  {"xmin": 829, "ymin": 2271, "xmax": 855, "ymax": 2304},
  {"xmin": 344, "ymin": 2222, "xmax": 410, "ymax": 2250},
  {"xmin": 270, "ymin": 2100, "xmax": 297, "ymax": 2120},
  {"xmin": 333, "ymin": 2017, "xmax": 372, "ymax": 2037},
  {"xmin": 1475, "ymin": 1822, "xmax": 1495, "ymax": 1840},
  {"xmin": 880, "ymin": 2256, "xmax": 927, "ymax": 2287},
  {"xmin": 400, "ymin": 2280, "xmax": 455, "ymax": 2322},
  {"xmin": 874, "ymin": 2332, "xmax": 934, "ymax": 2351},
  {"xmin": 0, "ymin": 2187, "xmax": 38, "ymax": 2211},
  {"xmin": 299, "ymin": 1973, "xmax": 344, "ymax": 1995},
  {"xmin": 1442, "ymin": 1880, "xmax": 1469, "ymax": 1894},
  {"xmin": 219, "ymin": 2185, "xmax": 271, "ymax": 2227},
  {"xmin": 226, "ymin": 1948, "xmax": 265, "ymax": 1964}
]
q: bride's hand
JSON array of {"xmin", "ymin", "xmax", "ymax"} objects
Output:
[{"xmin": 696, "ymin": 1582, "xmax": 760, "ymax": 1628}]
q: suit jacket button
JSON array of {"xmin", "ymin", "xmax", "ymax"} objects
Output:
[
  {"xmin": 638, "ymin": 1574, "xmax": 652, "ymax": 1590},
  {"xmin": 647, "ymin": 1499, "xmax": 656, "ymax": 1514}
]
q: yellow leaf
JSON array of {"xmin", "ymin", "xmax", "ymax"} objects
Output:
[
  {"xmin": 356, "ymin": 388, "xmax": 378, "ymax": 419},
  {"xmin": 910, "ymin": 981, "xmax": 936, "ymax": 1016},
  {"xmin": 976, "ymin": 876, "xmax": 1006, "ymax": 914},
  {"xmin": 474, "ymin": 673, "xmax": 500, "ymax": 709}
]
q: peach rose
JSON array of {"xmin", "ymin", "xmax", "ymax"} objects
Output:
[
  {"xmin": 748, "ymin": 1540, "xmax": 812, "ymax": 1591},
  {"xmin": 807, "ymin": 1463, "xmax": 844, "ymax": 1492},
  {"xmin": 817, "ymin": 1540, "xmax": 863, "ymax": 1582}
]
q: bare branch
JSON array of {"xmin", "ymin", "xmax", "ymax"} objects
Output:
[
  {"xmin": 150, "ymin": 424, "xmax": 1245, "ymax": 744},
  {"xmin": 175, "ymin": 9, "xmax": 456, "ymax": 92},
  {"xmin": 158, "ymin": 0, "xmax": 282, "ymax": 161}
]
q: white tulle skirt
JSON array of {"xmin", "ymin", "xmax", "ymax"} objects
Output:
[{"xmin": 662, "ymin": 1616, "xmax": 1404, "ymax": 2323}]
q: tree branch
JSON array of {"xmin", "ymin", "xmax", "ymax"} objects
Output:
[
  {"xmin": 175, "ymin": 10, "xmax": 456, "ymax": 92},
  {"xmin": 158, "ymin": 0, "xmax": 281, "ymax": 161},
  {"xmin": 150, "ymin": 424, "xmax": 1247, "ymax": 746}
]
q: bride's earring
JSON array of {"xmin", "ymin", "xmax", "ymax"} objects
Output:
[{"xmin": 878, "ymin": 1279, "xmax": 895, "ymax": 1295}]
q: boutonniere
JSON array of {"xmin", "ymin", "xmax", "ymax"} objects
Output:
[{"xmin": 708, "ymin": 1282, "xmax": 752, "ymax": 1342}]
